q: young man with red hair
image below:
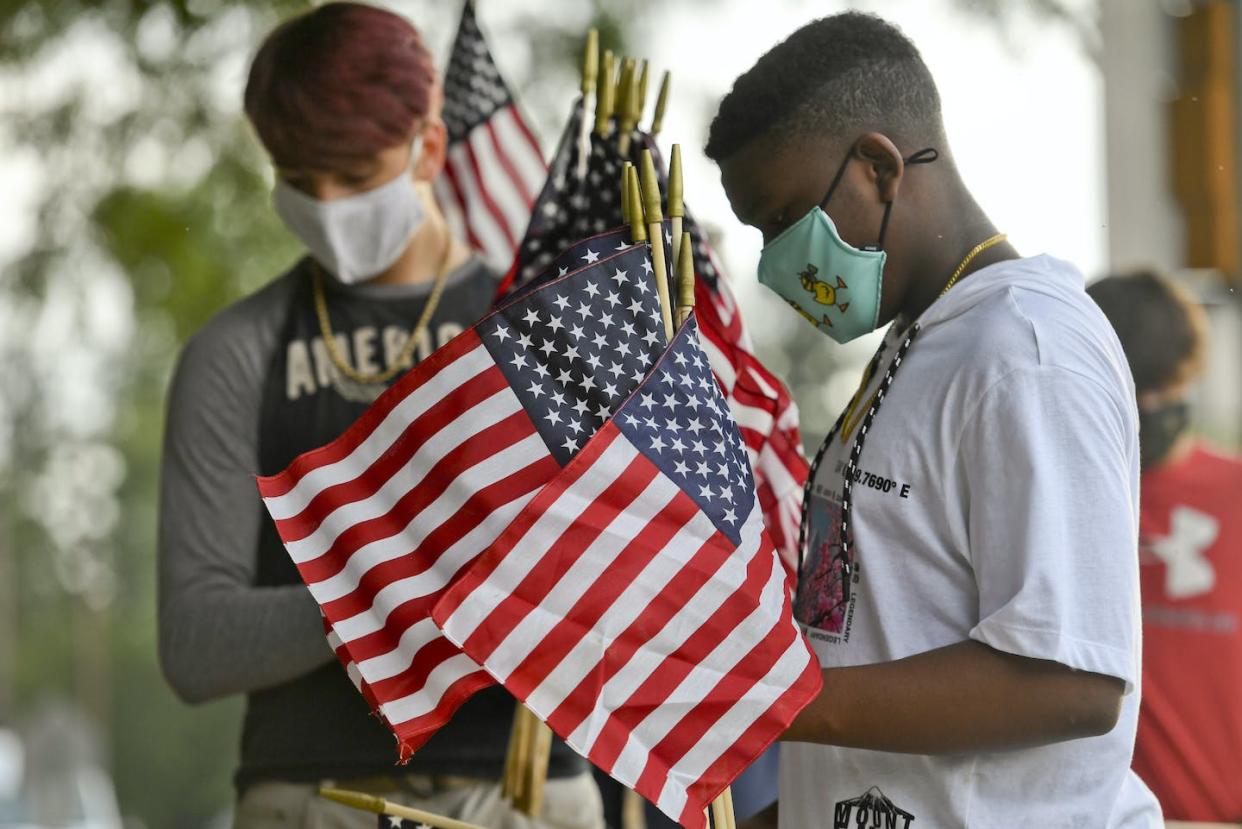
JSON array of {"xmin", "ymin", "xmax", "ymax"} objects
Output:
[{"xmin": 156, "ymin": 5, "xmax": 602, "ymax": 826}]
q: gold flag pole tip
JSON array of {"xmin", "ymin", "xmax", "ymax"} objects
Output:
[
  {"xmin": 581, "ymin": 28, "xmax": 599, "ymax": 93},
  {"xmin": 676, "ymin": 229, "xmax": 695, "ymax": 327},
  {"xmin": 626, "ymin": 166, "xmax": 648, "ymax": 244},
  {"xmin": 668, "ymin": 144, "xmax": 685, "ymax": 219},
  {"xmin": 668, "ymin": 143, "xmax": 685, "ymax": 268},
  {"xmin": 594, "ymin": 50, "xmax": 615, "ymax": 136},
  {"xmin": 651, "ymin": 70, "xmax": 671, "ymax": 136},
  {"xmin": 639, "ymin": 149, "xmax": 675, "ymax": 340}
]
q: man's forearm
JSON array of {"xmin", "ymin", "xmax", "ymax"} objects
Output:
[
  {"xmin": 784, "ymin": 640, "xmax": 1124, "ymax": 755},
  {"xmin": 159, "ymin": 583, "xmax": 335, "ymax": 704}
]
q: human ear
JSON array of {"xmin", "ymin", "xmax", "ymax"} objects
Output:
[
  {"xmin": 854, "ymin": 132, "xmax": 904, "ymax": 203},
  {"xmin": 413, "ymin": 119, "xmax": 448, "ymax": 182}
]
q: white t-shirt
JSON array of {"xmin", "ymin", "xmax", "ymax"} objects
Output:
[{"xmin": 780, "ymin": 255, "xmax": 1162, "ymax": 828}]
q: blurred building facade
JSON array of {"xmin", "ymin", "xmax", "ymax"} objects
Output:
[{"xmin": 1101, "ymin": 0, "xmax": 1242, "ymax": 445}]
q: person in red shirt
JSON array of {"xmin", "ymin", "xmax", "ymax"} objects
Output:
[{"xmin": 1089, "ymin": 269, "xmax": 1242, "ymax": 822}]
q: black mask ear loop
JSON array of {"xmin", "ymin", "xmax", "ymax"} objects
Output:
[
  {"xmin": 868, "ymin": 147, "xmax": 939, "ymax": 252},
  {"xmin": 818, "ymin": 146, "xmax": 857, "ymax": 209}
]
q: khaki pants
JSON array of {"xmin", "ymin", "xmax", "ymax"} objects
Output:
[{"xmin": 234, "ymin": 773, "xmax": 605, "ymax": 829}]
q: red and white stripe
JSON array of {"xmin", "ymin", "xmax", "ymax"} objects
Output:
[
  {"xmin": 433, "ymin": 425, "xmax": 821, "ymax": 827},
  {"xmin": 256, "ymin": 331, "xmax": 559, "ymax": 756},
  {"xmin": 695, "ymin": 273, "xmax": 809, "ymax": 573},
  {"xmin": 436, "ymin": 105, "xmax": 545, "ymax": 272}
]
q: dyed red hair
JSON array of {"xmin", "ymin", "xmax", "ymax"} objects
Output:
[{"xmin": 244, "ymin": 2, "xmax": 436, "ymax": 169}]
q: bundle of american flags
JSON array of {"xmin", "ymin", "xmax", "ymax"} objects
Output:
[
  {"xmin": 496, "ymin": 110, "xmax": 808, "ymax": 577},
  {"xmin": 258, "ymin": 240, "xmax": 820, "ymax": 825},
  {"xmin": 435, "ymin": 0, "xmax": 807, "ymax": 572},
  {"xmin": 259, "ymin": 6, "xmax": 823, "ymax": 826}
]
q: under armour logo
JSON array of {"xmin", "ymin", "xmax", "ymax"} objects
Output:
[{"xmin": 1147, "ymin": 506, "xmax": 1219, "ymax": 599}]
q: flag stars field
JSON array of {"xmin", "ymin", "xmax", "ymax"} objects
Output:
[{"xmin": 482, "ymin": 245, "xmax": 665, "ymax": 467}]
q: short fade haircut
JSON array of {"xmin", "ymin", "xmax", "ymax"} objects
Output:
[
  {"xmin": 244, "ymin": 2, "xmax": 436, "ymax": 170},
  {"xmin": 705, "ymin": 12, "xmax": 943, "ymax": 162},
  {"xmin": 1087, "ymin": 270, "xmax": 1209, "ymax": 393}
]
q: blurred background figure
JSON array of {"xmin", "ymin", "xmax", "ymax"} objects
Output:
[{"xmin": 1090, "ymin": 271, "xmax": 1242, "ymax": 824}]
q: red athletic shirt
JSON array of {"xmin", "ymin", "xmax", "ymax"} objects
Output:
[{"xmin": 1131, "ymin": 442, "xmax": 1242, "ymax": 821}]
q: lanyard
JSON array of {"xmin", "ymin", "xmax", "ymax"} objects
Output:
[{"xmin": 795, "ymin": 324, "xmax": 922, "ymax": 608}]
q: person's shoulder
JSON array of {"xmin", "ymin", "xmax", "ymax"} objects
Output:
[
  {"xmin": 927, "ymin": 256, "xmax": 1134, "ymax": 421},
  {"xmin": 1190, "ymin": 442, "xmax": 1242, "ymax": 480},
  {"xmin": 986, "ymin": 256, "xmax": 1132, "ymax": 389},
  {"xmin": 175, "ymin": 260, "xmax": 304, "ymax": 387},
  {"xmin": 453, "ymin": 254, "xmax": 503, "ymax": 290}
]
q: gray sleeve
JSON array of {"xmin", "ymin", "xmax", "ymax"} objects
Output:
[{"xmin": 157, "ymin": 312, "xmax": 334, "ymax": 705}]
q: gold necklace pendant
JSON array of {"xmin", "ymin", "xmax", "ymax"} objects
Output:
[{"xmin": 311, "ymin": 235, "xmax": 454, "ymax": 386}]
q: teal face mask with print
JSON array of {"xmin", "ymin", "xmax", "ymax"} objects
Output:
[{"xmin": 757, "ymin": 146, "xmax": 938, "ymax": 344}]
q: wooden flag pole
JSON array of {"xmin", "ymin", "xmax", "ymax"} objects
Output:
[
  {"xmin": 594, "ymin": 49, "xmax": 615, "ymax": 137},
  {"xmin": 650, "ymin": 70, "xmax": 671, "ymax": 136},
  {"xmin": 705, "ymin": 789, "xmax": 737, "ymax": 829},
  {"xmin": 639, "ymin": 149, "xmax": 675, "ymax": 340},
  {"xmin": 318, "ymin": 787, "xmax": 488, "ymax": 829},
  {"xmin": 675, "ymin": 230, "xmax": 695, "ymax": 327},
  {"xmin": 668, "ymin": 143, "xmax": 685, "ymax": 269},
  {"xmin": 578, "ymin": 28, "xmax": 599, "ymax": 180},
  {"xmin": 501, "ymin": 705, "xmax": 528, "ymax": 801},
  {"xmin": 522, "ymin": 713, "xmax": 555, "ymax": 814}
]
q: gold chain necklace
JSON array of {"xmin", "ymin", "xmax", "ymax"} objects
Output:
[
  {"xmin": 939, "ymin": 232, "xmax": 1008, "ymax": 297},
  {"xmin": 311, "ymin": 234, "xmax": 454, "ymax": 386}
]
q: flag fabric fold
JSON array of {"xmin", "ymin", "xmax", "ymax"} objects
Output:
[
  {"xmin": 256, "ymin": 243, "xmax": 667, "ymax": 757},
  {"xmin": 432, "ymin": 318, "xmax": 822, "ymax": 827}
]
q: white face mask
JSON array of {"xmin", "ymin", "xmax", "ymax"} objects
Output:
[{"xmin": 273, "ymin": 139, "xmax": 427, "ymax": 285}]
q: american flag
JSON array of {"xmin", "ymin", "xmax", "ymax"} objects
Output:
[
  {"xmin": 432, "ymin": 319, "xmax": 822, "ymax": 828},
  {"xmin": 497, "ymin": 120, "xmax": 810, "ymax": 568},
  {"xmin": 433, "ymin": 0, "xmax": 545, "ymax": 271},
  {"xmin": 682, "ymin": 220, "xmax": 809, "ymax": 571},
  {"xmin": 494, "ymin": 107, "xmax": 628, "ymax": 297},
  {"xmin": 255, "ymin": 244, "xmax": 668, "ymax": 758}
]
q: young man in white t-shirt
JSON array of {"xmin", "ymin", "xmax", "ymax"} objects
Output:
[{"xmin": 705, "ymin": 12, "xmax": 1162, "ymax": 827}]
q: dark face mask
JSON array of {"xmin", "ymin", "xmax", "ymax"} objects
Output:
[{"xmin": 1138, "ymin": 400, "xmax": 1191, "ymax": 469}]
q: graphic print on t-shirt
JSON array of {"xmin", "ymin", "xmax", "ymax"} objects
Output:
[
  {"xmin": 795, "ymin": 485, "xmax": 855, "ymax": 639},
  {"xmin": 1142, "ymin": 504, "xmax": 1219, "ymax": 600},
  {"xmin": 833, "ymin": 786, "xmax": 915, "ymax": 828},
  {"xmin": 284, "ymin": 321, "xmax": 467, "ymax": 404}
]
